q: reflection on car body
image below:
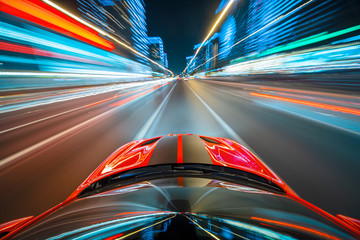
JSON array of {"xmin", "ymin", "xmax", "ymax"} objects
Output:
[{"xmin": 1, "ymin": 134, "xmax": 359, "ymax": 239}]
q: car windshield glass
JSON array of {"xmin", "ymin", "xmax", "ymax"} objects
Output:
[{"xmin": 13, "ymin": 177, "xmax": 358, "ymax": 240}]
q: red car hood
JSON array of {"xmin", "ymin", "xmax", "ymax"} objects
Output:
[{"xmin": 68, "ymin": 134, "xmax": 296, "ymax": 200}]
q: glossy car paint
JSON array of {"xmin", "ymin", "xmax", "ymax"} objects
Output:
[{"xmin": 1, "ymin": 134, "xmax": 359, "ymax": 239}]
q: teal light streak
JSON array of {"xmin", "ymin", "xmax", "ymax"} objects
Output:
[{"xmin": 231, "ymin": 25, "xmax": 360, "ymax": 64}]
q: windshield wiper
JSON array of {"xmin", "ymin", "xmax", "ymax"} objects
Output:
[{"xmin": 78, "ymin": 164, "xmax": 284, "ymax": 198}]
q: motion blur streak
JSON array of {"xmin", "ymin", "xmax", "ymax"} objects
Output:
[
  {"xmin": 191, "ymin": 0, "xmax": 315, "ymax": 73},
  {"xmin": 259, "ymin": 87, "xmax": 358, "ymax": 100},
  {"xmin": 47, "ymin": 213, "xmax": 172, "ymax": 240},
  {"xmin": 183, "ymin": 0, "xmax": 235, "ymax": 74},
  {"xmin": 217, "ymin": 41, "xmax": 360, "ymax": 75},
  {"xmin": 0, "ymin": 81, "xmax": 171, "ymax": 168},
  {"xmin": 250, "ymin": 92, "xmax": 360, "ymax": 116},
  {"xmin": 0, "ymin": 41, "xmax": 103, "ymax": 65},
  {"xmin": 0, "ymin": 83, "xmax": 168, "ymax": 134},
  {"xmin": 251, "ymin": 217, "xmax": 339, "ymax": 240},
  {"xmin": 40, "ymin": 0, "xmax": 173, "ymax": 75},
  {"xmin": 1, "ymin": 0, "xmax": 115, "ymax": 51},
  {"xmin": 117, "ymin": 215, "xmax": 175, "ymax": 240},
  {"xmin": 0, "ymin": 80, "xmax": 169, "ymax": 114},
  {"xmin": 85, "ymin": 86, "xmax": 154, "ymax": 108},
  {"xmin": 185, "ymin": 216, "xmax": 221, "ymax": 240},
  {"xmin": 0, "ymin": 18, "xmax": 153, "ymax": 87},
  {"xmin": 109, "ymin": 82, "xmax": 170, "ymax": 106}
]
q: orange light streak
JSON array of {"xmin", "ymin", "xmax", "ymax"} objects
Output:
[
  {"xmin": 251, "ymin": 92, "xmax": 360, "ymax": 116},
  {"xmin": 268, "ymin": 91, "xmax": 360, "ymax": 106},
  {"xmin": 251, "ymin": 217, "xmax": 340, "ymax": 240},
  {"xmin": 259, "ymin": 87, "xmax": 357, "ymax": 99},
  {"xmin": 1, "ymin": 0, "xmax": 114, "ymax": 51}
]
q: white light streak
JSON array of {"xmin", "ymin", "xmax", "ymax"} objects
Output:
[
  {"xmin": 191, "ymin": 0, "xmax": 315, "ymax": 73},
  {"xmin": 40, "ymin": 0, "xmax": 174, "ymax": 76},
  {"xmin": 183, "ymin": 0, "xmax": 235, "ymax": 74}
]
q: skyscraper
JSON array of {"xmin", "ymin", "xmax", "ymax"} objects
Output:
[
  {"xmin": 77, "ymin": 0, "xmax": 149, "ymax": 64},
  {"xmin": 148, "ymin": 36, "xmax": 166, "ymax": 68}
]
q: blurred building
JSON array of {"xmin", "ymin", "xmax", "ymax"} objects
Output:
[
  {"xmin": 185, "ymin": 55, "xmax": 196, "ymax": 75},
  {"xmin": 188, "ymin": 33, "xmax": 219, "ymax": 74},
  {"xmin": 77, "ymin": 0, "xmax": 149, "ymax": 64},
  {"xmin": 148, "ymin": 36, "xmax": 168, "ymax": 69},
  {"xmin": 188, "ymin": 0, "xmax": 360, "ymax": 75},
  {"xmin": 164, "ymin": 53, "xmax": 168, "ymax": 68}
]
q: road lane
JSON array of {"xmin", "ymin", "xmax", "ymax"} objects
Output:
[
  {"xmin": 0, "ymin": 78, "xmax": 359, "ymax": 224},
  {"xmin": 188, "ymin": 80, "xmax": 360, "ymax": 219},
  {"xmin": 0, "ymin": 81, "xmax": 172, "ymax": 161},
  {"xmin": 0, "ymin": 80, "xmax": 175, "ymax": 222},
  {"xmin": 143, "ymin": 80, "xmax": 240, "ymax": 140}
]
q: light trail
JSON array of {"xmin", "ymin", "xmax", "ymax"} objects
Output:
[
  {"xmin": 0, "ymin": 82, "xmax": 171, "ymax": 134},
  {"xmin": 117, "ymin": 215, "xmax": 175, "ymax": 239},
  {"xmin": 40, "ymin": 0, "xmax": 174, "ymax": 76},
  {"xmin": 183, "ymin": 0, "xmax": 235, "ymax": 74},
  {"xmin": 251, "ymin": 217, "xmax": 340, "ymax": 240},
  {"xmin": 0, "ymin": 41, "xmax": 104, "ymax": 65},
  {"xmin": 1, "ymin": 0, "xmax": 115, "ymax": 51},
  {"xmin": 0, "ymin": 82, "xmax": 160, "ymax": 114},
  {"xmin": 109, "ymin": 82, "xmax": 170, "ymax": 106},
  {"xmin": 190, "ymin": 0, "xmax": 315, "ymax": 73},
  {"xmin": 250, "ymin": 92, "xmax": 360, "ymax": 116},
  {"xmin": 185, "ymin": 216, "xmax": 221, "ymax": 240},
  {"xmin": 0, "ymin": 71, "xmax": 150, "ymax": 78},
  {"xmin": 193, "ymin": 216, "xmax": 250, "ymax": 240},
  {"xmin": 0, "ymin": 82, "xmax": 171, "ymax": 168}
]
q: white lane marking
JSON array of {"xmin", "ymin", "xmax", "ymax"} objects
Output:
[
  {"xmin": 0, "ymin": 105, "xmax": 85, "ymax": 135},
  {"xmin": 0, "ymin": 83, "xmax": 165, "ymax": 135},
  {"xmin": 0, "ymin": 83, "xmax": 170, "ymax": 168},
  {"xmin": 187, "ymin": 83, "xmax": 299, "ymax": 194},
  {"xmin": 185, "ymin": 216, "xmax": 221, "ymax": 240},
  {"xmin": 0, "ymin": 80, "xmax": 169, "ymax": 114},
  {"xmin": 185, "ymin": 83, "xmax": 247, "ymax": 146},
  {"xmin": 134, "ymin": 82, "xmax": 177, "ymax": 140},
  {"xmin": 0, "ymin": 108, "xmax": 117, "ymax": 168}
]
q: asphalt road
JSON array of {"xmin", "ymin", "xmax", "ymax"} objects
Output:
[{"xmin": 0, "ymin": 79, "xmax": 359, "ymax": 223}]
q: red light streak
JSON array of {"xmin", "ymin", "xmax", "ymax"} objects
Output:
[
  {"xmin": 252, "ymin": 217, "xmax": 340, "ymax": 240},
  {"xmin": 1, "ymin": 0, "xmax": 114, "ymax": 51},
  {"xmin": 337, "ymin": 215, "xmax": 360, "ymax": 229},
  {"xmin": 104, "ymin": 233, "xmax": 123, "ymax": 240},
  {"xmin": 0, "ymin": 41, "xmax": 104, "ymax": 65},
  {"xmin": 177, "ymin": 135, "xmax": 183, "ymax": 164},
  {"xmin": 251, "ymin": 92, "xmax": 360, "ymax": 116},
  {"xmin": 109, "ymin": 82, "xmax": 170, "ymax": 107}
]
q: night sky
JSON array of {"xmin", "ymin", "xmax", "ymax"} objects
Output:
[{"xmin": 145, "ymin": 0, "xmax": 221, "ymax": 74}]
